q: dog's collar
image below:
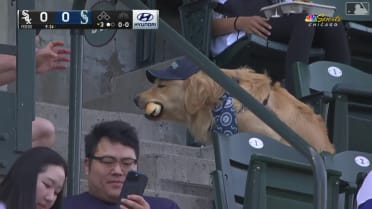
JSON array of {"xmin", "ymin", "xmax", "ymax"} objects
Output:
[{"xmin": 211, "ymin": 92, "xmax": 239, "ymax": 136}]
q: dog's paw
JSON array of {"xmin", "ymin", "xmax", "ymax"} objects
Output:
[{"xmin": 145, "ymin": 102, "xmax": 162, "ymax": 117}]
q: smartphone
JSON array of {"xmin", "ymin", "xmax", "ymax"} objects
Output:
[{"xmin": 119, "ymin": 170, "xmax": 148, "ymax": 199}]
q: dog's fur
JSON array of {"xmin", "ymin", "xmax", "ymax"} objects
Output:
[{"xmin": 135, "ymin": 68, "xmax": 335, "ymax": 153}]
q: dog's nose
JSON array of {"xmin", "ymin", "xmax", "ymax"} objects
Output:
[{"xmin": 133, "ymin": 95, "xmax": 140, "ymax": 106}]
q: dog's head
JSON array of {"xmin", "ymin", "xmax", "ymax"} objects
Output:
[{"xmin": 134, "ymin": 58, "xmax": 224, "ymax": 123}]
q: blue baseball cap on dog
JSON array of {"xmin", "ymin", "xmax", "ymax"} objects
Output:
[{"xmin": 146, "ymin": 57, "xmax": 200, "ymax": 83}]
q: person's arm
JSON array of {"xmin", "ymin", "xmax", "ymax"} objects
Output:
[
  {"xmin": 0, "ymin": 54, "xmax": 17, "ymax": 85},
  {"xmin": 212, "ymin": 16, "xmax": 272, "ymax": 39},
  {"xmin": 211, "ymin": 17, "xmax": 239, "ymax": 37},
  {"xmin": 0, "ymin": 54, "xmax": 16, "ymax": 73},
  {"xmin": 35, "ymin": 40, "xmax": 70, "ymax": 74},
  {"xmin": 0, "ymin": 40, "xmax": 70, "ymax": 85}
]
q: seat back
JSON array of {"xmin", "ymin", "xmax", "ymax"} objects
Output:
[
  {"xmin": 293, "ymin": 61, "xmax": 372, "ymax": 153},
  {"xmin": 293, "ymin": 61, "xmax": 371, "ymax": 97},
  {"xmin": 330, "ymin": 83, "xmax": 372, "ymax": 153},
  {"xmin": 244, "ymin": 154, "xmax": 341, "ymax": 209},
  {"xmin": 345, "ymin": 21, "xmax": 372, "ymax": 74},
  {"xmin": 178, "ymin": 0, "xmax": 213, "ymax": 56},
  {"xmin": 324, "ymin": 151, "xmax": 372, "ymax": 209},
  {"xmin": 211, "ymin": 132, "xmax": 340, "ymax": 209}
]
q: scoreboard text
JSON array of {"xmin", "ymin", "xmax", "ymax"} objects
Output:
[{"xmin": 18, "ymin": 10, "xmax": 136, "ymax": 29}]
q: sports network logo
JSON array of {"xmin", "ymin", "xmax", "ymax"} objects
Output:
[
  {"xmin": 305, "ymin": 14, "xmax": 342, "ymax": 27},
  {"xmin": 132, "ymin": 10, "xmax": 159, "ymax": 30}
]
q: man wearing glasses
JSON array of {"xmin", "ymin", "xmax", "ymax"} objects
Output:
[{"xmin": 63, "ymin": 120, "xmax": 180, "ymax": 209}]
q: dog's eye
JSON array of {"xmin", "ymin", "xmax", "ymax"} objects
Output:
[{"xmin": 157, "ymin": 84, "xmax": 166, "ymax": 88}]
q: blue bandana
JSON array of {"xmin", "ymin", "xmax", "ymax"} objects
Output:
[{"xmin": 211, "ymin": 92, "xmax": 238, "ymax": 136}]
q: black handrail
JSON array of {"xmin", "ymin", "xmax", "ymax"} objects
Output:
[{"xmin": 120, "ymin": 1, "xmax": 327, "ymax": 208}]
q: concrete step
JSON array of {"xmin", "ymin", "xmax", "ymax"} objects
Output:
[
  {"xmin": 53, "ymin": 128, "xmax": 214, "ymax": 161},
  {"xmin": 36, "ymin": 102, "xmax": 188, "ymax": 145},
  {"xmin": 140, "ymin": 153, "xmax": 215, "ymax": 188},
  {"xmin": 54, "ymin": 129, "xmax": 215, "ymax": 185},
  {"xmin": 83, "ymin": 57, "xmax": 181, "ymax": 114}
]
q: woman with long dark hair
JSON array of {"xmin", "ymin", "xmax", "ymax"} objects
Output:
[{"xmin": 0, "ymin": 147, "xmax": 67, "ymax": 209}]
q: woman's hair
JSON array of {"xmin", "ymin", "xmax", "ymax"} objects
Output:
[{"xmin": 0, "ymin": 147, "xmax": 67, "ymax": 209}]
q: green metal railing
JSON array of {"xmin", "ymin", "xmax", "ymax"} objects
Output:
[
  {"xmin": 16, "ymin": 0, "xmax": 35, "ymax": 152},
  {"xmin": 67, "ymin": 0, "xmax": 86, "ymax": 196}
]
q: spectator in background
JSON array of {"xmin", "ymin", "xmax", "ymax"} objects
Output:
[
  {"xmin": 357, "ymin": 170, "xmax": 372, "ymax": 209},
  {"xmin": 0, "ymin": 147, "xmax": 68, "ymax": 209},
  {"xmin": 63, "ymin": 120, "xmax": 180, "ymax": 209},
  {"xmin": 211, "ymin": 0, "xmax": 351, "ymax": 94},
  {"xmin": 0, "ymin": 37, "xmax": 70, "ymax": 147}
]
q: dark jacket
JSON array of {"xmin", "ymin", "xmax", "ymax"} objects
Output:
[{"xmin": 63, "ymin": 192, "xmax": 180, "ymax": 209}]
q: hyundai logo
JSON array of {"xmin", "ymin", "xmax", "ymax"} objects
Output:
[{"xmin": 137, "ymin": 13, "xmax": 154, "ymax": 22}]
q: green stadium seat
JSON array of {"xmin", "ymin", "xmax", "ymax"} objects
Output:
[
  {"xmin": 244, "ymin": 154, "xmax": 340, "ymax": 209},
  {"xmin": 346, "ymin": 22, "xmax": 372, "ymax": 74},
  {"xmin": 292, "ymin": 61, "xmax": 372, "ymax": 153},
  {"xmin": 323, "ymin": 151, "xmax": 372, "ymax": 209},
  {"xmin": 211, "ymin": 132, "xmax": 341, "ymax": 209}
]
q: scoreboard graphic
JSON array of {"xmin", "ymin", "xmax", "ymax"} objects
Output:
[{"xmin": 17, "ymin": 10, "xmax": 159, "ymax": 30}]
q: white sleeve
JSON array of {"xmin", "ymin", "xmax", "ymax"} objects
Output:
[
  {"xmin": 357, "ymin": 170, "xmax": 372, "ymax": 207},
  {"xmin": 0, "ymin": 202, "xmax": 6, "ymax": 209}
]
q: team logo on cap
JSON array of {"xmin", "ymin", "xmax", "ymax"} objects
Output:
[{"xmin": 170, "ymin": 62, "xmax": 179, "ymax": 69}]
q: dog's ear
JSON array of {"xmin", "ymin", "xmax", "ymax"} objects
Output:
[{"xmin": 184, "ymin": 72, "xmax": 224, "ymax": 114}]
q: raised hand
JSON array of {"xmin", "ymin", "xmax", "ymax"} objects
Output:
[{"xmin": 35, "ymin": 40, "xmax": 70, "ymax": 74}]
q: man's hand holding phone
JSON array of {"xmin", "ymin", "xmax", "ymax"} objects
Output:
[
  {"xmin": 120, "ymin": 195, "xmax": 150, "ymax": 209},
  {"xmin": 118, "ymin": 170, "xmax": 149, "ymax": 209}
]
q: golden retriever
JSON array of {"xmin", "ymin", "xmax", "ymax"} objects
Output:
[{"xmin": 134, "ymin": 67, "xmax": 335, "ymax": 154}]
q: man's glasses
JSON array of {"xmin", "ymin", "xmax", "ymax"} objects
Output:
[{"xmin": 90, "ymin": 155, "xmax": 137, "ymax": 169}]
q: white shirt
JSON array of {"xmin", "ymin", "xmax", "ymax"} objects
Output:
[
  {"xmin": 210, "ymin": 0, "xmax": 246, "ymax": 57},
  {"xmin": 0, "ymin": 202, "xmax": 6, "ymax": 209},
  {"xmin": 357, "ymin": 171, "xmax": 372, "ymax": 207}
]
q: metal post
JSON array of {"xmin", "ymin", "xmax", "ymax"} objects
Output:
[
  {"xmin": 67, "ymin": 0, "xmax": 87, "ymax": 196},
  {"xmin": 16, "ymin": 0, "xmax": 35, "ymax": 151}
]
